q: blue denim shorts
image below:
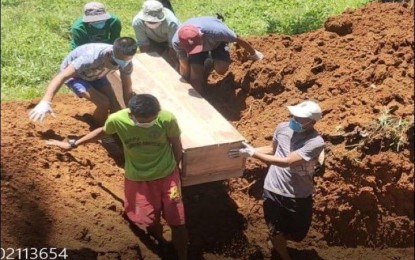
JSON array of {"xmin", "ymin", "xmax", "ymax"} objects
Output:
[{"xmin": 65, "ymin": 77, "xmax": 109, "ymax": 96}]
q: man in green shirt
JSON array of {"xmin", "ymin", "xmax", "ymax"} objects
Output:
[
  {"xmin": 46, "ymin": 94, "xmax": 188, "ymax": 260},
  {"xmin": 70, "ymin": 2, "xmax": 122, "ymax": 50}
]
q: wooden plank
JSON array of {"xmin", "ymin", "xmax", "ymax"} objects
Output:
[
  {"xmin": 133, "ymin": 53, "xmax": 246, "ymax": 146},
  {"xmin": 182, "ymin": 169, "xmax": 244, "ymax": 187},
  {"xmin": 107, "ymin": 52, "xmax": 246, "ymax": 186},
  {"xmin": 183, "ymin": 142, "xmax": 244, "ymax": 176}
]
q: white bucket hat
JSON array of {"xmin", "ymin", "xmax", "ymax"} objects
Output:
[
  {"xmin": 83, "ymin": 2, "xmax": 111, "ymax": 23},
  {"xmin": 287, "ymin": 101, "xmax": 322, "ymax": 121},
  {"xmin": 137, "ymin": 0, "xmax": 166, "ymax": 22}
]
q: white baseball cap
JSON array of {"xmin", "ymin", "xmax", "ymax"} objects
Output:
[{"xmin": 287, "ymin": 101, "xmax": 322, "ymax": 121}]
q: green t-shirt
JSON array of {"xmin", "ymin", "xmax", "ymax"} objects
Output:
[
  {"xmin": 103, "ymin": 109, "xmax": 181, "ymax": 181},
  {"xmin": 70, "ymin": 15, "xmax": 121, "ymax": 50}
]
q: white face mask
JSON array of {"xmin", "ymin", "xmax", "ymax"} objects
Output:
[
  {"xmin": 145, "ymin": 21, "xmax": 162, "ymax": 29},
  {"xmin": 133, "ymin": 117, "xmax": 157, "ymax": 128}
]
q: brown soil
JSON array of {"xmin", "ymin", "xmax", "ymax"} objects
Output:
[{"xmin": 1, "ymin": 2, "xmax": 414, "ymax": 260}]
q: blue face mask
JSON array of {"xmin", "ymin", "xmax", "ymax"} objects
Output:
[
  {"xmin": 90, "ymin": 21, "xmax": 106, "ymax": 29},
  {"xmin": 289, "ymin": 118, "xmax": 304, "ymax": 133},
  {"xmin": 112, "ymin": 53, "xmax": 129, "ymax": 68}
]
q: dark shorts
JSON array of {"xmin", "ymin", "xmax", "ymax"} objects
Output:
[
  {"xmin": 263, "ymin": 189, "xmax": 312, "ymax": 242},
  {"xmin": 188, "ymin": 42, "xmax": 231, "ymax": 65},
  {"xmin": 65, "ymin": 77, "xmax": 109, "ymax": 96}
]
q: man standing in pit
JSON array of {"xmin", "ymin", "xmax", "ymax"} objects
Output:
[
  {"xmin": 229, "ymin": 101, "xmax": 325, "ymax": 260},
  {"xmin": 46, "ymin": 94, "xmax": 188, "ymax": 259}
]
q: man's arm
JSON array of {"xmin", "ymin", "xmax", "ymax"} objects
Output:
[
  {"xmin": 73, "ymin": 127, "xmax": 106, "ymax": 146},
  {"xmin": 43, "ymin": 64, "xmax": 77, "ymax": 102},
  {"xmin": 229, "ymin": 140, "xmax": 304, "ymax": 168},
  {"xmin": 235, "ymin": 37, "xmax": 263, "ymax": 61},
  {"xmin": 178, "ymin": 59, "xmax": 190, "ymax": 79},
  {"xmin": 70, "ymin": 26, "xmax": 88, "ymax": 50},
  {"xmin": 29, "ymin": 64, "xmax": 77, "ymax": 122},
  {"xmin": 120, "ymin": 73, "xmax": 133, "ymax": 108},
  {"xmin": 235, "ymin": 37, "xmax": 256, "ymax": 56},
  {"xmin": 132, "ymin": 22, "xmax": 150, "ymax": 52},
  {"xmin": 254, "ymin": 144, "xmax": 275, "ymax": 155},
  {"xmin": 169, "ymin": 136, "xmax": 183, "ymax": 166},
  {"xmin": 253, "ymin": 151, "xmax": 305, "ymax": 168},
  {"xmin": 109, "ymin": 17, "xmax": 122, "ymax": 44},
  {"xmin": 138, "ymin": 45, "xmax": 151, "ymax": 53},
  {"xmin": 46, "ymin": 127, "xmax": 107, "ymax": 150}
]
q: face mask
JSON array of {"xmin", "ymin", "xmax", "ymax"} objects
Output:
[
  {"xmin": 289, "ymin": 118, "xmax": 304, "ymax": 133},
  {"xmin": 90, "ymin": 21, "xmax": 106, "ymax": 29},
  {"xmin": 135, "ymin": 119, "xmax": 157, "ymax": 128},
  {"xmin": 112, "ymin": 53, "xmax": 130, "ymax": 68},
  {"xmin": 145, "ymin": 21, "xmax": 162, "ymax": 29}
]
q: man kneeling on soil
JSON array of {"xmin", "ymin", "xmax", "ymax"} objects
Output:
[
  {"xmin": 172, "ymin": 16, "xmax": 264, "ymax": 94},
  {"xmin": 46, "ymin": 94, "xmax": 188, "ymax": 259},
  {"xmin": 29, "ymin": 37, "xmax": 137, "ymax": 126},
  {"xmin": 229, "ymin": 101, "xmax": 325, "ymax": 260},
  {"xmin": 132, "ymin": 0, "xmax": 180, "ymax": 70}
]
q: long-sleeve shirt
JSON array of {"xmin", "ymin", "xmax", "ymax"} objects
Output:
[
  {"xmin": 132, "ymin": 8, "xmax": 180, "ymax": 48},
  {"xmin": 70, "ymin": 15, "xmax": 121, "ymax": 50}
]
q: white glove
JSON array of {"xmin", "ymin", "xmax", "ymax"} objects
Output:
[
  {"xmin": 29, "ymin": 101, "xmax": 55, "ymax": 122},
  {"xmin": 228, "ymin": 141, "xmax": 255, "ymax": 158},
  {"xmin": 248, "ymin": 50, "xmax": 264, "ymax": 61}
]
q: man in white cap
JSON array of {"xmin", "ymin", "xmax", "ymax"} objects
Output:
[
  {"xmin": 172, "ymin": 16, "xmax": 264, "ymax": 94},
  {"xmin": 70, "ymin": 2, "xmax": 121, "ymax": 50},
  {"xmin": 229, "ymin": 100, "xmax": 325, "ymax": 260},
  {"xmin": 132, "ymin": 0, "xmax": 180, "ymax": 69}
]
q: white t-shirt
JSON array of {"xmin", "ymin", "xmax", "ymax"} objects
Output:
[
  {"xmin": 264, "ymin": 122, "xmax": 325, "ymax": 198},
  {"xmin": 60, "ymin": 43, "xmax": 132, "ymax": 81}
]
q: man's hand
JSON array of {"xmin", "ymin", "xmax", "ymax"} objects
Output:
[
  {"xmin": 179, "ymin": 59, "xmax": 190, "ymax": 80},
  {"xmin": 248, "ymin": 50, "xmax": 264, "ymax": 61},
  {"xmin": 228, "ymin": 141, "xmax": 255, "ymax": 158},
  {"xmin": 29, "ymin": 101, "xmax": 55, "ymax": 122},
  {"xmin": 45, "ymin": 139, "xmax": 72, "ymax": 150}
]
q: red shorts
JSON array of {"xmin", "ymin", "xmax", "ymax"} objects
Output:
[{"xmin": 124, "ymin": 168, "xmax": 185, "ymax": 228}]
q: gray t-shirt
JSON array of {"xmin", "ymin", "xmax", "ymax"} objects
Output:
[
  {"xmin": 172, "ymin": 16, "xmax": 238, "ymax": 59},
  {"xmin": 132, "ymin": 8, "xmax": 180, "ymax": 47},
  {"xmin": 264, "ymin": 122, "xmax": 325, "ymax": 198},
  {"xmin": 60, "ymin": 43, "xmax": 133, "ymax": 81}
]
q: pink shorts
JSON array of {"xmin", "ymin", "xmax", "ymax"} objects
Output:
[{"xmin": 124, "ymin": 168, "xmax": 185, "ymax": 228}]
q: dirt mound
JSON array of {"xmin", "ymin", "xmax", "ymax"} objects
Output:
[
  {"xmin": 1, "ymin": 2, "xmax": 414, "ymax": 259},
  {"xmin": 208, "ymin": 1, "xmax": 414, "ymax": 248}
]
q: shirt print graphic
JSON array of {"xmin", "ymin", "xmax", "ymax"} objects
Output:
[
  {"xmin": 169, "ymin": 185, "xmax": 182, "ymax": 202},
  {"xmin": 284, "ymin": 130, "xmax": 316, "ymax": 176},
  {"xmin": 80, "ymin": 66, "xmax": 111, "ymax": 81},
  {"xmin": 289, "ymin": 162, "xmax": 315, "ymax": 176}
]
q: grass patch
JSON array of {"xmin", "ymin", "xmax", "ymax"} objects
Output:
[
  {"xmin": 2, "ymin": 0, "xmax": 372, "ymax": 102},
  {"xmin": 371, "ymin": 109, "xmax": 412, "ymax": 152},
  {"xmin": 345, "ymin": 109, "xmax": 413, "ymax": 153}
]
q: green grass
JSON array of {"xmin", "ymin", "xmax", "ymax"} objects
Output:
[{"xmin": 1, "ymin": 0, "xmax": 372, "ymax": 102}]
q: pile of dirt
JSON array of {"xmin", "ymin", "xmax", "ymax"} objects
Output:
[
  {"xmin": 207, "ymin": 1, "xmax": 414, "ymax": 248},
  {"xmin": 1, "ymin": 2, "xmax": 413, "ymax": 259}
]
